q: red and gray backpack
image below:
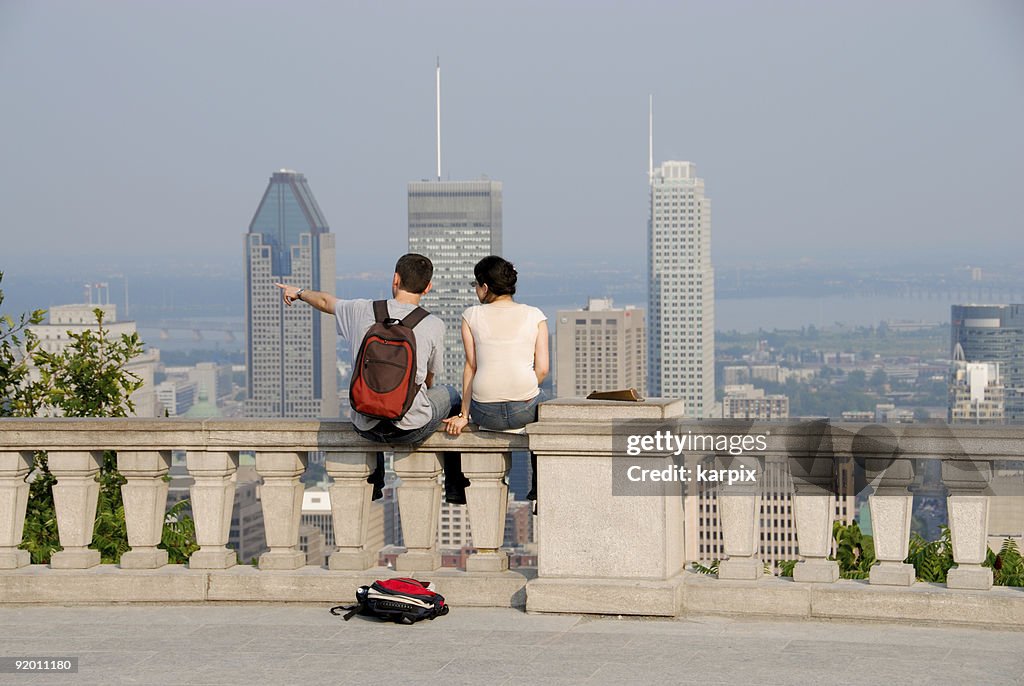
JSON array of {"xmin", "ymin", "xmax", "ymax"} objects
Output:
[
  {"xmin": 349, "ymin": 301, "xmax": 428, "ymax": 421},
  {"xmin": 331, "ymin": 578, "xmax": 449, "ymax": 625}
]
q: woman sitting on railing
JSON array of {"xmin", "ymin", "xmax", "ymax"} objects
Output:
[{"xmin": 443, "ymin": 255, "xmax": 549, "ymax": 505}]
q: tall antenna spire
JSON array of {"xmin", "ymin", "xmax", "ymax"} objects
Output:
[
  {"xmin": 648, "ymin": 94, "xmax": 654, "ymax": 183},
  {"xmin": 436, "ymin": 57, "xmax": 442, "ymax": 182}
]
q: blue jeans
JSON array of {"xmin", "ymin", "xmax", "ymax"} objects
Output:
[
  {"xmin": 470, "ymin": 390, "xmax": 546, "ymax": 500},
  {"xmin": 470, "ymin": 389, "xmax": 547, "ymax": 431},
  {"xmin": 354, "ymin": 385, "xmax": 465, "ymax": 498},
  {"xmin": 355, "ymin": 384, "xmax": 461, "ymax": 444}
]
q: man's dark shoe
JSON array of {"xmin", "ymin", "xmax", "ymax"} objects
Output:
[
  {"xmin": 444, "ymin": 476, "xmax": 470, "ymax": 505},
  {"xmin": 444, "ymin": 487, "xmax": 467, "ymax": 505}
]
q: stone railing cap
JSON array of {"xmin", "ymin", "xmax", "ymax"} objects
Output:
[{"xmin": 538, "ymin": 397, "xmax": 685, "ymax": 421}]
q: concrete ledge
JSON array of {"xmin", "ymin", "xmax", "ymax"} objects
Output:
[
  {"xmin": 679, "ymin": 572, "xmax": 1024, "ymax": 628},
  {"xmin": 810, "ymin": 579, "xmax": 1024, "ymax": 627},
  {"xmin": 0, "ymin": 564, "xmax": 529, "ymax": 608},
  {"xmin": 526, "ymin": 575, "xmax": 686, "ymax": 617},
  {"xmin": 3, "ymin": 565, "xmax": 1023, "ymax": 629},
  {"xmin": 0, "ymin": 564, "xmax": 208, "ymax": 603},
  {"xmin": 684, "ymin": 572, "xmax": 810, "ymax": 618}
]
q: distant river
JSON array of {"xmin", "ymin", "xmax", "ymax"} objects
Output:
[
  {"xmin": 712, "ymin": 295, "xmax": 956, "ymax": 332},
  {"xmin": 539, "ymin": 294, "xmax": 961, "ymax": 334},
  {"xmin": 139, "ymin": 294, "xmax": 969, "ymax": 352}
]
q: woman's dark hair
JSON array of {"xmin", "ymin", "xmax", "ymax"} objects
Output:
[{"xmin": 474, "ymin": 255, "xmax": 517, "ymax": 297}]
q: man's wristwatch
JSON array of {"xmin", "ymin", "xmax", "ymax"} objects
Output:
[
  {"xmin": 294, "ymin": 288, "xmax": 305, "ymax": 302},
  {"xmin": 457, "ymin": 412, "xmax": 465, "ymax": 419}
]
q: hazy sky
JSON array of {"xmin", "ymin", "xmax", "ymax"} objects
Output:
[{"xmin": 2, "ymin": 0, "xmax": 1022, "ymax": 275}]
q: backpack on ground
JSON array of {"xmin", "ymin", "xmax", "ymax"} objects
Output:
[
  {"xmin": 350, "ymin": 301, "xmax": 428, "ymax": 421},
  {"xmin": 330, "ymin": 578, "xmax": 449, "ymax": 625}
]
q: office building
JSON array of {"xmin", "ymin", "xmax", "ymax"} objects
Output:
[
  {"xmin": 438, "ymin": 502, "xmax": 472, "ymax": 548},
  {"xmin": 648, "ymin": 161, "xmax": 714, "ymax": 416},
  {"xmin": 155, "ymin": 379, "xmax": 198, "ymax": 417},
  {"xmin": 29, "ymin": 303, "xmax": 160, "ymax": 417},
  {"xmin": 949, "ymin": 346, "xmax": 1005, "ymax": 424},
  {"xmin": 556, "ymin": 298, "xmax": 646, "ymax": 397},
  {"xmin": 951, "ymin": 305, "xmax": 1024, "ymax": 423},
  {"xmin": 244, "ymin": 170, "xmax": 338, "ymax": 419},
  {"xmin": 721, "ymin": 384, "xmax": 789, "ymax": 420},
  {"xmin": 408, "ymin": 179, "xmax": 502, "ymax": 385}
]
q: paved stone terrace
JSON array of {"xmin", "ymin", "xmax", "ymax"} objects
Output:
[{"xmin": 0, "ymin": 605, "xmax": 1022, "ymax": 685}]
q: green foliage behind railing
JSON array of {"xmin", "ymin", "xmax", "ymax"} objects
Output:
[
  {"xmin": 987, "ymin": 538, "xmax": 1024, "ymax": 587},
  {"xmin": 2, "ymin": 277, "xmax": 199, "ymax": 564},
  {"xmin": 773, "ymin": 522, "xmax": 1022, "ymax": 587}
]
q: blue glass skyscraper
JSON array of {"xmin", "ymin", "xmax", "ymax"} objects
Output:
[{"xmin": 245, "ymin": 170, "xmax": 338, "ymax": 418}]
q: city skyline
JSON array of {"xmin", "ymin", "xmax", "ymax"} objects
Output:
[{"xmin": 2, "ymin": 1, "xmax": 1021, "ymax": 273}]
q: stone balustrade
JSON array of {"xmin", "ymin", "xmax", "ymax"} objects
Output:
[
  {"xmin": 0, "ymin": 417, "xmax": 527, "ymax": 606},
  {"xmin": 1, "ymin": 403, "xmax": 1023, "ymax": 628}
]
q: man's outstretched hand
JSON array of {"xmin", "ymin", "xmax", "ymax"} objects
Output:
[{"xmin": 274, "ymin": 282, "xmax": 301, "ymax": 306}]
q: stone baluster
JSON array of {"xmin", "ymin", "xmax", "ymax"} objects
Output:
[
  {"xmin": 186, "ymin": 450, "xmax": 238, "ymax": 569},
  {"xmin": 790, "ymin": 455, "xmax": 840, "ymax": 583},
  {"xmin": 716, "ymin": 455, "xmax": 765, "ymax": 580},
  {"xmin": 0, "ymin": 451, "xmax": 33, "ymax": 569},
  {"xmin": 865, "ymin": 457, "xmax": 916, "ymax": 586},
  {"xmin": 117, "ymin": 450, "xmax": 172, "ymax": 569},
  {"xmin": 326, "ymin": 451, "xmax": 383, "ymax": 571},
  {"xmin": 255, "ymin": 451, "xmax": 308, "ymax": 569},
  {"xmin": 48, "ymin": 450, "xmax": 103, "ymax": 569},
  {"xmin": 393, "ymin": 450, "xmax": 442, "ymax": 572},
  {"xmin": 463, "ymin": 451, "xmax": 511, "ymax": 573},
  {"xmin": 943, "ymin": 459, "xmax": 993, "ymax": 590}
]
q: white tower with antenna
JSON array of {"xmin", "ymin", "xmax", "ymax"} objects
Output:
[
  {"xmin": 408, "ymin": 60, "xmax": 503, "ymax": 385},
  {"xmin": 646, "ymin": 97, "xmax": 715, "ymax": 417}
]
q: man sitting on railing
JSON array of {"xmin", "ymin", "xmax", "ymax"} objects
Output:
[{"xmin": 274, "ymin": 253, "xmax": 469, "ymax": 503}]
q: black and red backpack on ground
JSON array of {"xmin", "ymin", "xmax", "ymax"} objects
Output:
[
  {"xmin": 331, "ymin": 578, "xmax": 449, "ymax": 625},
  {"xmin": 349, "ymin": 301, "xmax": 429, "ymax": 421}
]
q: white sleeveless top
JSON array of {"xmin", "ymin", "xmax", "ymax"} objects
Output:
[{"xmin": 463, "ymin": 302, "xmax": 546, "ymax": 403}]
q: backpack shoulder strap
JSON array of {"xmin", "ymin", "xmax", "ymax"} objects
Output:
[
  {"xmin": 372, "ymin": 300, "xmax": 389, "ymax": 323},
  {"xmin": 400, "ymin": 307, "xmax": 429, "ymax": 329}
]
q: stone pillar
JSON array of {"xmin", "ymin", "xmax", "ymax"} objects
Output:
[
  {"xmin": 255, "ymin": 451, "xmax": 308, "ymax": 570},
  {"xmin": 463, "ymin": 451, "xmax": 511, "ymax": 573},
  {"xmin": 790, "ymin": 456, "xmax": 840, "ymax": 583},
  {"xmin": 186, "ymin": 450, "xmax": 238, "ymax": 569},
  {"xmin": 943, "ymin": 460, "xmax": 993, "ymax": 590},
  {"xmin": 716, "ymin": 456, "xmax": 764, "ymax": 581},
  {"xmin": 326, "ymin": 451, "xmax": 383, "ymax": 571},
  {"xmin": 48, "ymin": 450, "xmax": 103, "ymax": 569},
  {"xmin": 393, "ymin": 450, "xmax": 442, "ymax": 572},
  {"xmin": 866, "ymin": 457, "xmax": 916, "ymax": 586},
  {"xmin": 0, "ymin": 451, "xmax": 33, "ymax": 569},
  {"xmin": 526, "ymin": 398, "xmax": 687, "ymax": 616},
  {"xmin": 117, "ymin": 450, "xmax": 171, "ymax": 569}
]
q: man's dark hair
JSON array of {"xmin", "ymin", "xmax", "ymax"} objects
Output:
[
  {"xmin": 474, "ymin": 255, "xmax": 517, "ymax": 296},
  {"xmin": 395, "ymin": 253, "xmax": 433, "ymax": 294}
]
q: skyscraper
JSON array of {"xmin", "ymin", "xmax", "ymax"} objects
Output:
[
  {"xmin": 245, "ymin": 170, "xmax": 338, "ymax": 418},
  {"xmin": 407, "ymin": 179, "xmax": 502, "ymax": 385},
  {"xmin": 647, "ymin": 160, "xmax": 715, "ymax": 416},
  {"xmin": 951, "ymin": 304, "xmax": 1024, "ymax": 423}
]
